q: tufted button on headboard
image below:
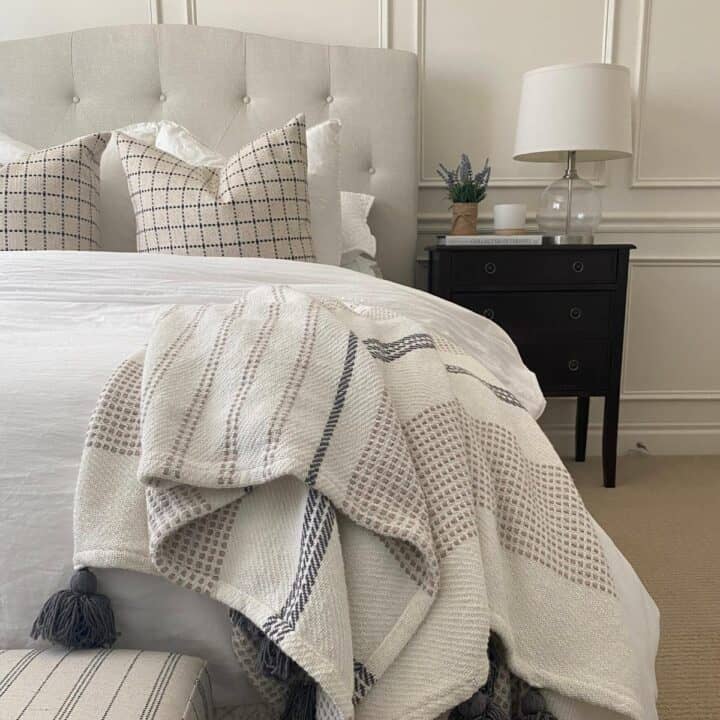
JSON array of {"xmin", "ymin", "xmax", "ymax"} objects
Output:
[{"xmin": 0, "ymin": 25, "xmax": 418, "ymax": 285}]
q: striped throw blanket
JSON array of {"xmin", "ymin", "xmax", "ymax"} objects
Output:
[{"xmin": 73, "ymin": 286, "xmax": 646, "ymax": 720}]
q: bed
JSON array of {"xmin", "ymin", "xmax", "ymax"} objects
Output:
[{"xmin": 0, "ymin": 25, "xmax": 658, "ymax": 720}]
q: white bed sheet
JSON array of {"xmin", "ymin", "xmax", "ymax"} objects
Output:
[
  {"xmin": 0, "ymin": 252, "xmax": 657, "ymax": 717},
  {"xmin": 0, "ymin": 251, "xmax": 543, "ymax": 707}
]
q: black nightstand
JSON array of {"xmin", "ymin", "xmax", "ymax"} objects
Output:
[{"xmin": 427, "ymin": 243, "xmax": 634, "ymax": 488}]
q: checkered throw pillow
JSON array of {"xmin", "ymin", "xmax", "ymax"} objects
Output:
[
  {"xmin": 0, "ymin": 133, "xmax": 109, "ymax": 251},
  {"xmin": 117, "ymin": 114, "xmax": 315, "ymax": 261}
]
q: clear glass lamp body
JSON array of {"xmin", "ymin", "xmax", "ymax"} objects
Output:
[{"xmin": 537, "ymin": 173, "xmax": 601, "ymax": 242}]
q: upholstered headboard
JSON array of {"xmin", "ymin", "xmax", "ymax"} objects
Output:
[{"xmin": 0, "ymin": 25, "xmax": 418, "ymax": 285}]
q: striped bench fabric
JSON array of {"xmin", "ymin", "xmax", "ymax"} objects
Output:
[{"xmin": 0, "ymin": 648, "xmax": 212, "ymax": 719}]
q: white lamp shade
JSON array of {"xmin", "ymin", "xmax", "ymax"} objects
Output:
[{"xmin": 513, "ymin": 63, "xmax": 632, "ymax": 163}]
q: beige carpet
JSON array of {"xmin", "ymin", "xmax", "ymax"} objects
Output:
[{"xmin": 569, "ymin": 455, "xmax": 720, "ymax": 720}]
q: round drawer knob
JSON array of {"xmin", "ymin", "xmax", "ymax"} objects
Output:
[
  {"xmin": 568, "ymin": 359, "xmax": 581, "ymax": 372},
  {"xmin": 484, "ymin": 262, "xmax": 497, "ymax": 275},
  {"xmin": 482, "ymin": 308, "xmax": 495, "ymax": 320},
  {"xmin": 569, "ymin": 306, "xmax": 583, "ymax": 320},
  {"xmin": 572, "ymin": 260, "xmax": 584, "ymax": 273}
]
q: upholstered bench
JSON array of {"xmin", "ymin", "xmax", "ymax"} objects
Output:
[{"xmin": 0, "ymin": 648, "xmax": 212, "ymax": 719}]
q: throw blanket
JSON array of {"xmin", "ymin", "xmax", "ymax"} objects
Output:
[{"xmin": 73, "ymin": 286, "xmax": 645, "ymax": 720}]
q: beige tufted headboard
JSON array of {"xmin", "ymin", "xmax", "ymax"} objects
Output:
[{"xmin": 0, "ymin": 25, "xmax": 418, "ymax": 285}]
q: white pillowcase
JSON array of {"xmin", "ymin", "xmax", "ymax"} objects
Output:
[
  {"xmin": 98, "ymin": 124, "xmax": 159, "ymax": 253},
  {"xmin": 340, "ymin": 191, "xmax": 377, "ymax": 262},
  {"xmin": 0, "ymin": 131, "xmax": 36, "ymax": 164},
  {"xmin": 341, "ymin": 254, "xmax": 383, "ymax": 278}
]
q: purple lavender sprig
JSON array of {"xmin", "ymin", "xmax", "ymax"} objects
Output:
[{"xmin": 437, "ymin": 154, "xmax": 491, "ymax": 203}]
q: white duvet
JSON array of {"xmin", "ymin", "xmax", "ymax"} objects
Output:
[{"xmin": 0, "ymin": 252, "xmax": 657, "ymax": 716}]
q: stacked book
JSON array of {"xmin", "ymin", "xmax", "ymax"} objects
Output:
[{"xmin": 437, "ymin": 234, "xmax": 543, "ymax": 246}]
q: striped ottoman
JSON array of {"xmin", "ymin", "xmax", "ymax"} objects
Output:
[{"xmin": 0, "ymin": 649, "xmax": 212, "ymax": 719}]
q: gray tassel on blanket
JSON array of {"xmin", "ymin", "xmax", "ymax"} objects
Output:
[
  {"xmin": 450, "ymin": 655, "xmax": 509, "ymax": 720},
  {"xmin": 281, "ymin": 674, "xmax": 317, "ymax": 720},
  {"xmin": 517, "ymin": 689, "xmax": 555, "ymax": 720},
  {"xmin": 450, "ymin": 634, "xmax": 559, "ymax": 720},
  {"xmin": 31, "ymin": 568, "xmax": 117, "ymax": 649},
  {"xmin": 231, "ymin": 610, "xmax": 317, "ymax": 720},
  {"xmin": 452, "ymin": 690, "xmax": 508, "ymax": 720}
]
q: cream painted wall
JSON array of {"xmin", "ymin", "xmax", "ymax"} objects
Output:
[{"xmin": 3, "ymin": 0, "xmax": 719, "ymax": 456}]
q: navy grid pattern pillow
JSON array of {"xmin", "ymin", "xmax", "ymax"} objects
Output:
[
  {"xmin": 117, "ymin": 114, "xmax": 315, "ymax": 261},
  {"xmin": 0, "ymin": 133, "xmax": 109, "ymax": 251}
]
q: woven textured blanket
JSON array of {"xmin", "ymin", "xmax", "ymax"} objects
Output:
[{"xmin": 69, "ymin": 286, "xmax": 648, "ymax": 720}]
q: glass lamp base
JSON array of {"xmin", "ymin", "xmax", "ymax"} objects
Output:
[{"xmin": 536, "ymin": 155, "xmax": 602, "ymax": 240}]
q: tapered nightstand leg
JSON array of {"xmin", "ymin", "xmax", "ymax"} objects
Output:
[
  {"xmin": 602, "ymin": 392, "xmax": 620, "ymax": 488},
  {"xmin": 575, "ymin": 396, "xmax": 589, "ymax": 462}
]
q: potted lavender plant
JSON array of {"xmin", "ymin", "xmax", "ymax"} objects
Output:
[{"xmin": 437, "ymin": 155, "xmax": 491, "ymax": 235}]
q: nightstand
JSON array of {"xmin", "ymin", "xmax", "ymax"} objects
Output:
[{"xmin": 427, "ymin": 243, "xmax": 634, "ymax": 488}]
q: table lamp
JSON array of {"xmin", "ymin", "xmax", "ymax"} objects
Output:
[{"xmin": 513, "ymin": 63, "xmax": 632, "ymax": 244}]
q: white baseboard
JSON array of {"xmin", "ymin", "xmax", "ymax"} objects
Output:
[{"xmin": 543, "ymin": 422, "xmax": 720, "ymax": 458}]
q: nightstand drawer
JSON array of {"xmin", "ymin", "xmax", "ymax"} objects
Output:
[
  {"xmin": 450, "ymin": 249, "xmax": 618, "ymax": 289},
  {"xmin": 454, "ymin": 291, "xmax": 611, "ymax": 342},
  {"xmin": 520, "ymin": 341, "xmax": 609, "ymax": 393}
]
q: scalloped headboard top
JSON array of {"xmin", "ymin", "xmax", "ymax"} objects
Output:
[{"xmin": 0, "ymin": 25, "xmax": 417, "ymax": 284}]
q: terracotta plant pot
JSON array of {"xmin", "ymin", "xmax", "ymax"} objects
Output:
[{"xmin": 450, "ymin": 202, "xmax": 479, "ymax": 235}]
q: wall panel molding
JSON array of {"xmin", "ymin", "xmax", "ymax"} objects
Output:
[
  {"xmin": 602, "ymin": 0, "xmax": 616, "ymax": 62},
  {"xmin": 621, "ymin": 255, "xmax": 720, "ymax": 401},
  {"xmin": 378, "ymin": 0, "xmax": 390, "ymax": 48},
  {"xmin": 417, "ymin": 0, "xmax": 615, "ymax": 189},
  {"xmin": 186, "ymin": 0, "xmax": 197, "ymax": 24},
  {"xmin": 543, "ymin": 420, "xmax": 720, "ymax": 457},
  {"xmin": 417, "ymin": 211, "xmax": 720, "ymax": 235},
  {"xmin": 632, "ymin": 0, "xmax": 720, "ymax": 187},
  {"xmin": 150, "ymin": 0, "xmax": 194, "ymax": 24}
]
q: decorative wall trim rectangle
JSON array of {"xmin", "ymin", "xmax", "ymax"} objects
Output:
[
  {"xmin": 157, "ymin": 1, "xmax": 385, "ymax": 43},
  {"xmin": 632, "ymin": 0, "xmax": 720, "ymax": 187},
  {"xmin": 416, "ymin": 0, "xmax": 615, "ymax": 189},
  {"xmin": 621, "ymin": 253, "xmax": 720, "ymax": 398}
]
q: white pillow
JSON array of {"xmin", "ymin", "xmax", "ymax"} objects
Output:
[
  {"xmin": 138, "ymin": 120, "xmax": 343, "ymax": 266},
  {"xmin": 340, "ymin": 191, "xmax": 377, "ymax": 262},
  {"xmin": 98, "ymin": 123, "xmax": 160, "ymax": 253},
  {"xmin": 341, "ymin": 254, "xmax": 383, "ymax": 278},
  {"xmin": 0, "ymin": 131, "xmax": 36, "ymax": 164}
]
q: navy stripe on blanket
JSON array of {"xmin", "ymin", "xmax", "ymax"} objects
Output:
[{"xmin": 363, "ymin": 332, "xmax": 435, "ymax": 362}]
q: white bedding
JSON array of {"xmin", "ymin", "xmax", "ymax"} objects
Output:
[{"xmin": 0, "ymin": 252, "xmax": 657, "ymax": 716}]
